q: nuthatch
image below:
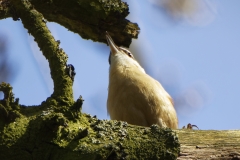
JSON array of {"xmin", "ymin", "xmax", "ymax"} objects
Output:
[{"xmin": 106, "ymin": 32, "xmax": 178, "ymax": 129}]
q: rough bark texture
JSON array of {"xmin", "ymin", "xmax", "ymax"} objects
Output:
[
  {"xmin": 0, "ymin": 0, "xmax": 180, "ymax": 159},
  {"xmin": 177, "ymin": 130, "xmax": 240, "ymax": 160},
  {"xmin": 0, "ymin": 82, "xmax": 180, "ymax": 159},
  {"xmin": 0, "ymin": 0, "xmax": 140, "ymax": 47},
  {"xmin": 0, "ymin": 104, "xmax": 180, "ymax": 159},
  {"xmin": 29, "ymin": 0, "xmax": 140, "ymax": 47}
]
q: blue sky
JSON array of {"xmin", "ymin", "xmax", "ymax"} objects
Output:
[{"xmin": 0, "ymin": 0, "xmax": 240, "ymax": 130}]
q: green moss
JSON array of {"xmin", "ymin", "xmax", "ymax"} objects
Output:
[
  {"xmin": 0, "ymin": 116, "xmax": 29, "ymax": 147},
  {"xmin": 0, "ymin": 101, "xmax": 180, "ymax": 159},
  {"xmin": 0, "ymin": 82, "xmax": 21, "ymax": 123}
]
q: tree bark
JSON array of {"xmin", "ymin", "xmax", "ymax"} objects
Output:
[
  {"xmin": 177, "ymin": 130, "xmax": 240, "ymax": 160},
  {"xmin": 0, "ymin": 82, "xmax": 180, "ymax": 159},
  {"xmin": 0, "ymin": 0, "xmax": 140, "ymax": 47}
]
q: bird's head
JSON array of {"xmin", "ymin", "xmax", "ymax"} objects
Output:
[{"xmin": 106, "ymin": 31, "xmax": 145, "ymax": 73}]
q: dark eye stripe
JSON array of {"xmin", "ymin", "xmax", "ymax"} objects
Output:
[{"xmin": 119, "ymin": 47, "xmax": 134, "ymax": 58}]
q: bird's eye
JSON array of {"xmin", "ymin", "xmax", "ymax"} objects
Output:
[
  {"xmin": 127, "ymin": 52, "xmax": 133, "ymax": 57},
  {"xmin": 119, "ymin": 47, "xmax": 134, "ymax": 59}
]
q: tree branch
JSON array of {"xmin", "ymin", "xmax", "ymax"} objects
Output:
[
  {"xmin": 29, "ymin": 0, "xmax": 140, "ymax": 47},
  {"xmin": 0, "ymin": 83, "xmax": 180, "ymax": 159},
  {"xmin": 10, "ymin": 0, "xmax": 74, "ymax": 105}
]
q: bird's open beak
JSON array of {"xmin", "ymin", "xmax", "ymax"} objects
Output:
[{"xmin": 106, "ymin": 31, "xmax": 119, "ymax": 55}]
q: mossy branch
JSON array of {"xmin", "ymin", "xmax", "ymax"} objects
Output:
[
  {"xmin": 0, "ymin": 84, "xmax": 180, "ymax": 160},
  {"xmin": 0, "ymin": 110, "xmax": 180, "ymax": 159},
  {"xmin": 1, "ymin": 0, "xmax": 140, "ymax": 47},
  {"xmin": 0, "ymin": 82, "xmax": 20, "ymax": 123},
  {"xmin": 10, "ymin": 0, "xmax": 73, "ymax": 105},
  {"xmin": 27, "ymin": 0, "xmax": 140, "ymax": 47}
]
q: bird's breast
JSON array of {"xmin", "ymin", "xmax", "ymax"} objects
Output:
[{"xmin": 107, "ymin": 65, "xmax": 178, "ymax": 128}]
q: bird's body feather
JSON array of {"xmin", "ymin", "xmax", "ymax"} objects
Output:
[{"xmin": 107, "ymin": 53, "xmax": 178, "ymax": 128}]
